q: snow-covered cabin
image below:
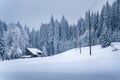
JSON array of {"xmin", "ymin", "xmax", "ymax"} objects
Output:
[{"xmin": 22, "ymin": 48, "xmax": 43, "ymax": 58}]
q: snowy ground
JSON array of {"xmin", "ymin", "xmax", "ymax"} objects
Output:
[{"xmin": 0, "ymin": 43, "xmax": 120, "ymax": 80}]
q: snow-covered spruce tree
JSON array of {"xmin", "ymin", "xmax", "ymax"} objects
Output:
[
  {"xmin": 54, "ymin": 20, "xmax": 60, "ymax": 54},
  {"xmin": 60, "ymin": 15, "xmax": 69, "ymax": 41},
  {"xmin": 30, "ymin": 29, "xmax": 40, "ymax": 48},
  {"xmin": 111, "ymin": 0, "xmax": 120, "ymax": 42},
  {"xmin": 116, "ymin": 0, "xmax": 120, "ymax": 30},
  {"xmin": 77, "ymin": 18, "xmax": 86, "ymax": 37},
  {"xmin": 98, "ymin": 6, "xmax": 105, "ymax": 44},
  {"xmin": 91, "ymin": 12, "xmax": 99, "ymax": 45},
  {"xmin": 35, "ymin": 31, "xmax": 40, "ymax": 48},
  {"xmin": 39, "ymin": 24, "xmax": 49, "ymax": 55},
  {"xmin": 30, "ymin": 29, "xmax": 37, "ymax": 48},
  {"xmin": 47, "ymin": 15, "xmax": 55, "ymax": 56},
  {"xmin": 82, "ymin": 11, "xmax": 91, "ymax": 46},
  {"xmin": 111, "ymin": 1, "xmax": 118, "ymax": 32},
  {"xmin": 0, "ymin": 39, "xmax": 5, "ymax": 60},
  {"xmin": 68, "ymin": 25, "xmax": 74, "ymax": 41},
  {"xmin": 76, "ymin": 18, "xmax": 85, "ymax": 53},
  {"xmin": 24, "ymin": 25, "xmax": 30, "ymax": 47},
  {"xmin": 0, "ymin": 21, "xmax": 7, "ymax": 60},
  {"xmin": 68, "ymin": 24, "xmax": 78, "ymax": 48},
  {"xmin": 100, "ymin": 24, "xmax": 111, "ymax": 48},
  {"xmin": 100, "ymin": 2, "xmax": 112, "ymax": 48}
]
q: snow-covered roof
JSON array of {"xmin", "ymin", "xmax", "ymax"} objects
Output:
[{"xmin": 27, "ymin": 48, "xmax": 42, "ymax": 55}]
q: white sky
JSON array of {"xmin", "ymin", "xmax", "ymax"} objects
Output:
[{"xmin": 0, "ymin": 0, "xmax": 114, "ymax": 30}]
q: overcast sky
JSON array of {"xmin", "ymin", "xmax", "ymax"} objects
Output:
[{"xmin": 0, "ymin": 0, "xmax": 114, "ymax": 30}]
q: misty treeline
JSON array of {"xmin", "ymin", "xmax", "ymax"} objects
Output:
[{"xmin": 0, "ymin": 0, "xmax": 120, "ymax": 60}]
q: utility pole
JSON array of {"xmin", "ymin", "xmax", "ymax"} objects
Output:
[
  {"xmin": 77, "ymin": 21, "xmax": 82, "ymax": 54},
  {"xmin": 89, "ymin": 10, "xmax": 92, "ymax": 55},
  {"xmin": 80, "ymin": 37, "xmax": 81, "ymax": 54},
  {"xmin": 79, "ymin": 25, "xmax": 81, "ymax": 54}
]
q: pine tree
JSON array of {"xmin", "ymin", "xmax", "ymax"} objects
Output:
[
  {"xmin": 101, "ymin": 24, "xmax": 111, "ymax": 48},
  {"xmin": 54, "ymin": 20, "xmax": 60, "ymax": 54},
  {"xmin": 91, "ymin": 12, "xmax": 99, "ymax": 45},
  {"xmin": 0, "ymin": 21, "xmax": 7, "ymax": 60},
  {"xmin": 84, "ymin": 11, "xmax": 90, "ymax": 46},
  {"xmin": 99, "ymin": 6, "xmax": 106, "ymax": 44},
  {"xmin": 48, "ymin": 15, "xmax": 55, "ymax": 56},
  {"xmin": 100, "ymin": 2, "xmax": 112, "ymax": 48},
  {"xmin": 0, "ymin": 39, "xmax": 5, "ymax": 60},
  {"xmin": 76, "ymin": 18, "xmax": 85, "ymax": 53},
  {"xmin": 60, "ymin": 15, "xmax": 69, "ymax": 41}
]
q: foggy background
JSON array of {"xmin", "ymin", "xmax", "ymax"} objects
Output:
[{"xmin": 0, "ymin": 0, "xmax": 114, "ymax": 30}]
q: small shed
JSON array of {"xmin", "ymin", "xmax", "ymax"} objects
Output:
[{"xmin": 22, "ymin": 48, "xmax": 43, "ymax": 58}]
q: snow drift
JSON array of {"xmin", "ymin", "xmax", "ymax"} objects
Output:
[{"xmin": 0, "ymin": 42, "xmax": 120, "ymax": 80}]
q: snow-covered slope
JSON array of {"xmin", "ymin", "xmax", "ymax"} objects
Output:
[{"xmin": 0, "ymin": 43, "xmax": 120, "ymax": 80}]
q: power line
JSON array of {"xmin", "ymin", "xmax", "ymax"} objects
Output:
[
  {"xmin": 79, "ymin": 0, "xmax": 98, "ymax": 18},
  {"xmin": 89, "ymin": 0, "xmax": 98, "ymax": 10}
]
